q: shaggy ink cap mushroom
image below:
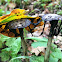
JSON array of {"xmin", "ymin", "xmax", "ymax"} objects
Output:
[
  {"xmin": 42, "ymin": 14, "xmax": 62, "ymax": 36},
  {"xmin": 42, "ymin": 14, "xmax": 62, "ymax": 21},
  {"xmin": 7, "ymin": 19, "xmax": 31, "ymax": 29}
]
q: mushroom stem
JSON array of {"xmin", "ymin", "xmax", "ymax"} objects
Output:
[
  {"xmin": 44, "ymin": 22, "xmax": 53, "ymax": 62},
  {"xmin": 19, "ymin": 28, "xmax": 29, "ymax": 62},
  {"xmin": 44, "ymin": 37, "xmax": 52, "ymax": 62}
]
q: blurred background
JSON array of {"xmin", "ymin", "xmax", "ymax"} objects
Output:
[
  {"xmin": 0, "ymin": 0, "xmax": 62, "ymax": 62},
  {"xmin": 0, "ymin": 0, "xmax": 62, "ymax": 16}
]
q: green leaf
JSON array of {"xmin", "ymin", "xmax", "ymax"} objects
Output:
[
  {"xmin": 41, "ymin": 4, "xmax": 46, "ymax": 7},
  {"xmin": 0, "ymin": 34, "xmax": 10, "ymax": 42},
  {"xmin": 54, "ymin": 48, "xmax": 61, "ymax": 52},
  {"xmin": 0, "ymin": 52, "xmax": 10, "ymax": 61},
  {"xmin": 25, "ymin": 37, "xmax": 48, "ymax": 42},
  {"xmin": 5, "ymin": 0, "xmax": 10, "ymax": 2},
  {"xmin": 30, "ymin": 56, "xmax": 44, "ymax": 62},
  {"xmin": 49, "ymin": 55, "xmax": 58, "ymax": 62},
  {"xmin": 57, "ymin": 11, "xmax": 62, "ymax": 15},
  {"xmin": 0, "ymin": 9, "xmax": 5, "ymax": 16},
  {"xmin": 9, "ymin": 37, "xmax": 21, "ymax": 54},
  {"xmin": 25, "ymin": 37, "xmax": 57, "ymax": 48},
  {"xmin": 51, "ymin": 43, "xmax": 57, "ymax": 48},
  {"xmin": 5, "ymin": 37, "xmax": 16, "ymax": 46},
  {"xmin": 6, "ymin": 11, "xmax": 11, "ymax": 15},
  {"xmin": 51, "ymin": 52, "xmax": 62, "ymax": 59},
  {"xmin": 51, "ymin": 47, "xmax": 61, "ymax": 52},
  {"xmin": 24, "ymin": 0, "xmax": 28, "ymax": 2},
  {"xmin": 48, "ymin": 3, "xmax": 53, "ymax": 7},
  {"xmin": 40, "ymin": 0, "xmax": 51, "ymax": 3},
  {"xmin": 60, "ymin": 59, "xmax": 62, "ymax": 62},
  {"xmin": 31, "ymin": 41, "xmax": 47, "ymax": 48},
  {"xmin": 10, "ymin": 59, "xmax": 21, "ymax": 62},
  {"xmin": 1, "ymin": 37, "xmax": 21, "ymax": 57},
  {"xmin": 9, "ymin": 56, "xmax": 29, "ymax": 62},
  {"xmin": 2, "ymin": 48, "xmax": 10, "ymax": 52},
  {"xmin": 0, "ymin": 41, "xmax": 3, "ymax": 48}
]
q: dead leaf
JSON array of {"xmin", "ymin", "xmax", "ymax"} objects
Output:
[{"xmin": 31, "ymin": 46, "xmax": 45, "ymax": 56}]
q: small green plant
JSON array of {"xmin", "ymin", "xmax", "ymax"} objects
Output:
[
  {"xmin": 3, "ymin": 37, "xmax": 61, "ymax": 62},
  {"xmin": 0, "ymin": 34, "xmax": 21, "ymax": 62}
]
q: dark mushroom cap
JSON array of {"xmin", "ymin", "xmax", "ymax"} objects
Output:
[{"xmin": 42, "ymin": 14, "xmax": 62, "ymax": 21}]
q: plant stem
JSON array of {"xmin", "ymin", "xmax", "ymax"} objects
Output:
[{"xmin": 44, "ymin": 37, "xmax": 52, "ymax": 62}]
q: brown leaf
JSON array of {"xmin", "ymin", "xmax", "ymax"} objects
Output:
[{"xmin": 31, "ymin": 46, "xmax": 45, "ymax": 56}]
